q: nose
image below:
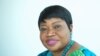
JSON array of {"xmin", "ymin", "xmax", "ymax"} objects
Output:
[{"xmin": 47, "ymin": 29, "xmax": 55, "ymax": 37}]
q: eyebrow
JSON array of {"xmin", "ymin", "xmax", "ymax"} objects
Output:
[
  {"xmin": 39, "ymin": 24, "xmax": 45, "ymax": 26},
  {"xmin": 40, "ymin": 21, "xmax": 62, "ymax": 27},
  {"xmin": 52, "ymin": 21, "xmax": 62, "ymax": 25}
]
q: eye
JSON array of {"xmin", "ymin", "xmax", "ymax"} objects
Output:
[
  {"xmin": 40, "ymin": 28, "xmax": 47, "ymax": 32},
  {"xmin": 54, "ymin": 25, "xmax": 62, "ymax": 29}
]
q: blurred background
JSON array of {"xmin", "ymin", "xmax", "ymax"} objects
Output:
[{"xmin": 0, "ymin": 0, "xmax": 100, "ymax": 56}]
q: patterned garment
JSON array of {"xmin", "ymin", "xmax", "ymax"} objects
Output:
[{"xmin": 38, "ymin": 46, "xmax": 96, "ymax": 56}]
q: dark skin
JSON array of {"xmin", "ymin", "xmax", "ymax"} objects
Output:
[{"xmin": 39, "ymin": 18, "xmax": 81, "ymax": 56}]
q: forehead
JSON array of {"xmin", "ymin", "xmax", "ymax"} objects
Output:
[{"xmin": 40, "ymin": 18, "xmax": 66, "ymax": 25}]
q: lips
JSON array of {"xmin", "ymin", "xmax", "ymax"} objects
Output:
[{"xmin": 46, "ymin": 39, "xmax": 58, "ymax": 46}]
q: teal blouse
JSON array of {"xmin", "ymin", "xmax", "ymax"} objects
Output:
[{"xmin": 38, "ymin": 46, "xmax": 96, "ymax": 56}]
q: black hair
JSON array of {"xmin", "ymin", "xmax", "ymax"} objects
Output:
[{"xmin": 38, "ymin": 5, "xmax": 72, "ymax": 30}]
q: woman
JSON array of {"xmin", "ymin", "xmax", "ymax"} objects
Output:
[{"xmin": 38, "ymin": 5, "xmax": 96, "ymax": 56}]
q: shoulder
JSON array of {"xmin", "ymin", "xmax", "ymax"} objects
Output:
[
  {"xmin": 81, "ymin": 47, "xmax": 96, "ymax": 56},
  {"xmin": 38, "ymin": 50, "xmax": 52, "ymax": 56},
  {"xmin": 68, "ymin": 46, "xmax": 96, "ymax": 56},
  {"xmin": 38, "ymin": 50, "xmax": 48, "ymax": 56}
]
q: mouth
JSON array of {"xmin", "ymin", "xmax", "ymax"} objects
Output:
[{"xmin": 46, "ymin": 39, "xmax": 58, "ymax": 46}]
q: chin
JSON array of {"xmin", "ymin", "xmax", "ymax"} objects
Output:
[{"xmin": 48, "ymin": 47, "xmax": 59, "ymax": 52}]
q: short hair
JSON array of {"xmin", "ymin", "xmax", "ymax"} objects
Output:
[{"xmin": 38, "ymin": 5, "xmax": 72, "ymax": 30}]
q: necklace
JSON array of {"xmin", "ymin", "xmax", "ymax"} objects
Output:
[{"xmin": 61, "ymin": 40, "xmax": 75, "ymax": 56}]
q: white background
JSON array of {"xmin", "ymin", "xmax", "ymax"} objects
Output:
[{"xmin": 0, "ymin": 0, "xmax": 100, "ymax": 56}]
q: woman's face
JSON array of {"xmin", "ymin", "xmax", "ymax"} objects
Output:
[{"xmin": 39, "ymin": 18, "xmax": 72, "ymax": 52}]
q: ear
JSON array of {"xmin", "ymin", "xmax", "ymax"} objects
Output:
[{"xmin": 70, "ymin": 24, "xmax": 73, "ymax": 32}]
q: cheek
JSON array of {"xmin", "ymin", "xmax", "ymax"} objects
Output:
[
  {"xmin": 58, "ymin": 30, "xmax": 70, "ymax": 38},
  {"xmin": 40, "ymin": 33, "xmax": 46, "ymax": 42},
  {"xmin": 57, "ymin": 29, "xmax": 70, "ymax": 42}
]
